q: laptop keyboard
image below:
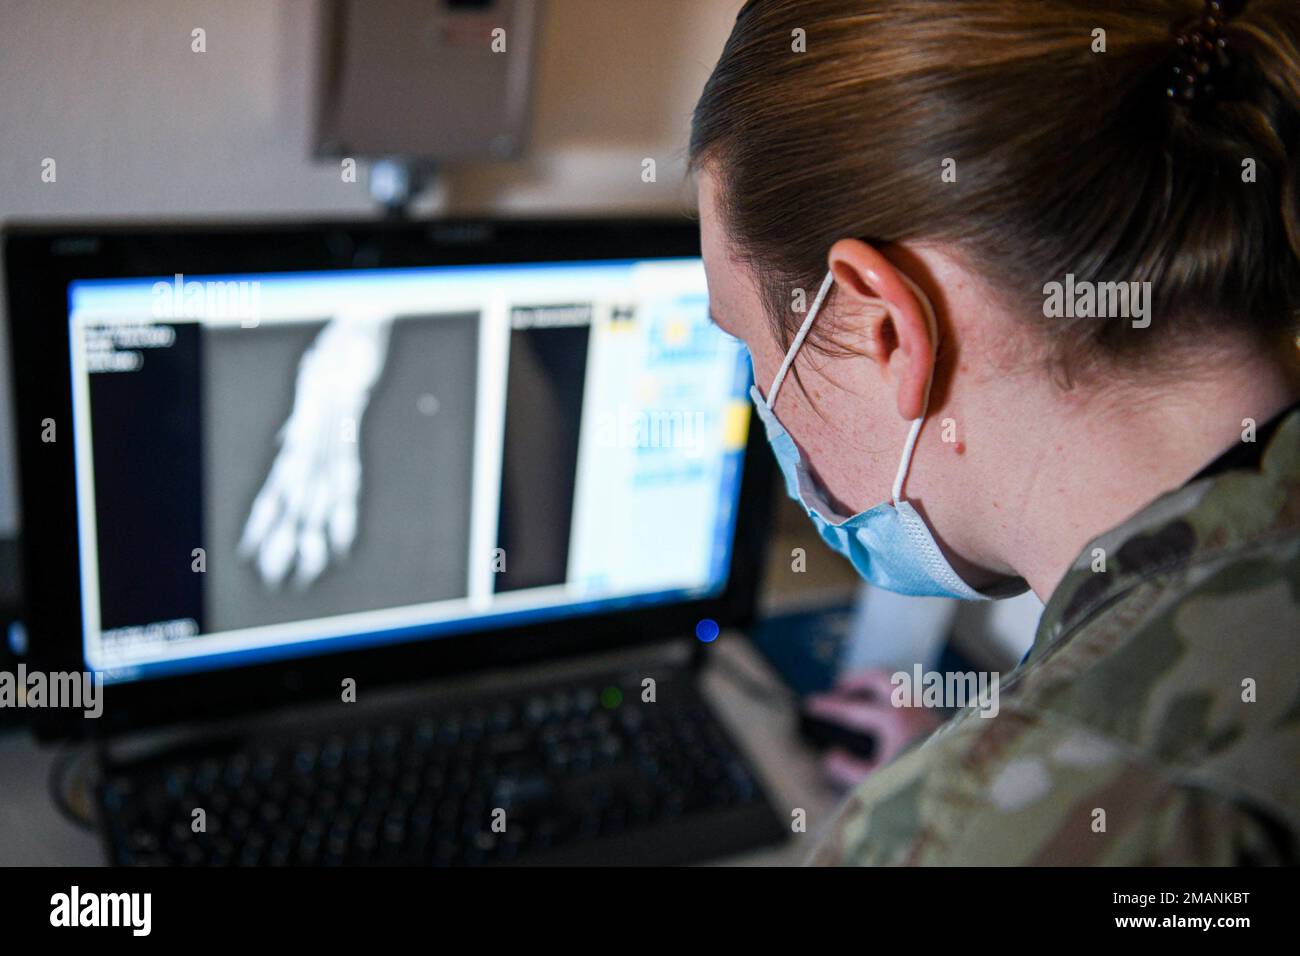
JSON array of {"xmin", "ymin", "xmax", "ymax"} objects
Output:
[{"xmin": 98, "ymin": 670, "xmax": 787, "ymax": 865}]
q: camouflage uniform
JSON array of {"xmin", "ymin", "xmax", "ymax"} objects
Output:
[{"xmin": 810, "ymin": 409, "xmax": 1300, "ymax": 865}]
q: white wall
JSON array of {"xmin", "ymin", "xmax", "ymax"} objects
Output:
[{"xmin": 0, "ymin": 0, "xmax": 743, "ymax": 534}]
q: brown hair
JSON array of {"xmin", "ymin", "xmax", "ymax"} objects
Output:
[{"xmin": 689, "ymin": 0, "xmax": 1300, "ymax": 383}]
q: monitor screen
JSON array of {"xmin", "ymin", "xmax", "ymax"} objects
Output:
[{"xmin": 65, "ymin": 257, "xmax": 751, "ymax": 684}]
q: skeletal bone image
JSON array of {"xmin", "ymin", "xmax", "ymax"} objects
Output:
[
  {"xmin": 203, "ymin": 311, "xmax": 478, "ymax": 631},
  {"xmin": 238, "ymin": 315, "xmax": 394, "ymax": 589}
]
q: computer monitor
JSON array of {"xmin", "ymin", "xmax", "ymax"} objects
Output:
[{"xmin": 6, "ymin": 219, "xmax": 772, "ymax": 734}]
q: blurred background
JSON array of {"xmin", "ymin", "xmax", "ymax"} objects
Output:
[{"xmin": 0, "ymin": 0, "xmax": 741, "ymax": 534}]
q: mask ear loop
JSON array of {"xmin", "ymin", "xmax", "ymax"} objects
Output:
[
  {"xmin": 762, "ymin": 266, "xmax": 939, "ymax": 507},
  {"xmin": 764, "ymin": 270, "xmax": 835, "ymax": 408},
  {"xmin": 890, "ymin": 271, "xmax": 939, "ymax": 505}
]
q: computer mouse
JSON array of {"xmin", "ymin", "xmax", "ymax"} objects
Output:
[{"xmin": 797, "ymin": 703, "xmax": 877, "ymax": 760}]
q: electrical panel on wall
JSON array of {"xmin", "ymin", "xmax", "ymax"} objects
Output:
[{"xmin": 312, "ymin": 0, "xmax": 540, "ymax": 163}]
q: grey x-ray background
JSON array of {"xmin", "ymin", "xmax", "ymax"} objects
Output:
[{"xmin": 203, "ymin": 313, "xmax": 478, "ymax": 631}]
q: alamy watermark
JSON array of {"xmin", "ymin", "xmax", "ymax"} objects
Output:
[
  {"xmin": 1042, "ymin": 274, "xmax": 1151, "ymax": 329},
  {"xmin": 0, "ymin": 665, "xmax": 103, "ymax": 718},
  {"xmin": 50, "ymin": 886, "xmax": 150, "ymax": 936},
  {"xmin": 152, "ymin": 272, "xmax": 262, "ymax": 327},
  {"xmin": 891, "ymin": 664, "xmax": 999, "ymax": 718},
  {"xmin": 592, "ymin": 405, "xmax": 707, "ymax": 453}
]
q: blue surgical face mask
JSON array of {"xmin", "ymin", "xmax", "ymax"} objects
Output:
[{"xmin": 750, "ymin": 269, "xmax": 1008, "ymax": 600}]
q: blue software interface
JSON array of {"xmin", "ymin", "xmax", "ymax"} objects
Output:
[{"xmin": 66, "ymin": 258, "xmax": 752, "ymax": 684}]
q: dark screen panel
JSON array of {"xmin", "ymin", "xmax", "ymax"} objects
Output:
[
  {"xmin": 494, "ymin": 324, "xmax": 590, "ymax": 592},
  {"xmin": 88, "ymin": 322, "xmax": 204, "ymax": 630}
]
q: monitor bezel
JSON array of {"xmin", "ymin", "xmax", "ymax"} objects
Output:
[{"xmin": 4, "ymin": 217, "xmax": 772, "ymax": 739}]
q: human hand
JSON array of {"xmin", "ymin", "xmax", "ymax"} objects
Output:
[{"xmin": 804, "ymin": 668, "xmax": 943, "ymax": 791}]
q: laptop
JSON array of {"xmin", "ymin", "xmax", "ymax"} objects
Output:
[{"xmin": 3, "ymin": 217, "xmax": 785, "ymax": 865}]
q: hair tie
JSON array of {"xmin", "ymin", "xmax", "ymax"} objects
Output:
[{"xmin": 1166, "ymin": 0, "xmax": 1250, "ymax": 105}]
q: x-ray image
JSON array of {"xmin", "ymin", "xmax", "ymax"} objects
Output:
[{"xmin": 202, "ymin": 313, "xmax": 479, "ymax": 632}]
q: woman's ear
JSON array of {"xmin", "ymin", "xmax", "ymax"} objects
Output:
[{"xmin": 826, "ymin": 239, "xmax": 935, "ymax": 421}]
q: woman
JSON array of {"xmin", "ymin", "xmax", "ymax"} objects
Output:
[{"xmin": 690, "ymin": 0, "xmax": 1299, "ymax": 864}]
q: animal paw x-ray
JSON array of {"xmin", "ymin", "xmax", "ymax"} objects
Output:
[{"xmin": 238, "ymin": 316, "xmax": 394, "ymax": 591}]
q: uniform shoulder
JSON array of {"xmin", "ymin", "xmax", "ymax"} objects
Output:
[{"xmin": 812, "ymin": 542, "xmax": 1300, "ymax": 866}]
